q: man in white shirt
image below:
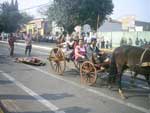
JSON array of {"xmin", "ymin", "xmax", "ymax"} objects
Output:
[{"xmin": 24, "ymin": 33, "xmax": 32, "ymax": 56}]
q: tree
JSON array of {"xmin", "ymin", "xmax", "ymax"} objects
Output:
[
  {"xmin": 0, "ymin": 8, "xmax": 3, "ymax": 32},
  {"xmin": 47, "ymin": 0, "xmax": 114, "ymax": 33},
  {"xmin": 0, "ymin": 0, "xmax": 32, "ymax": 33},
  {"xmin": 0, "ymin": 0, "xmax": 22, "ymax": 33},
  {"xmin": 20, "ymin": 12, "xmax": 33, "ymax": 25}
]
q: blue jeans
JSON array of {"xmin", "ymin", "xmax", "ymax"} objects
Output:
[{"xmin": 25, "ymin": 45, "xmax": 32, "ymax": 56}]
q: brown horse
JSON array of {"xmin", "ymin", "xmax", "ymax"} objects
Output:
[{"xmin": 109, "ymin": 45, "xmax": 150, "ymax": 99}]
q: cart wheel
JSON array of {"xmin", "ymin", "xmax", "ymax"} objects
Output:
[
  {"xmin": 80, "ymin": 61, "xmax": 97, "ymax": 86},
  {"xmin": 48, "ymin": 48, "xmax": 66, "ymax": 75}
]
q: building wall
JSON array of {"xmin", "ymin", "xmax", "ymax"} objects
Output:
[
  {"xmin": 98, "ymin": 31, "xmax": 150, "ymax": 47},
  {"xmin": 26, "ymin": 23, "xmax": 35, "ymax": 34},
  {"xmin": 26, "ymin": 19, "xmax": 47, "ymax": 37},
  {"xmin": 26, "ymin": 25, "xmax": 44, "ymax": 37},
  {"xmin": 98, "ymin": 21, "xmax": 122, "ymax": 32},
  {"xmin": 135, "ymin": 21, "xmax": 150, "ymax": 31}
]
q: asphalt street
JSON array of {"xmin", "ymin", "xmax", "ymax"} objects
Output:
[{"xmin": 0, "ymin": 41, "xmax": 150, "ymax": 113}]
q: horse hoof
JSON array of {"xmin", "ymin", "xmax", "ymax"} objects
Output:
[{"xmin": 119, "ymin": 89, "xmax": 127, "ymax": 100}]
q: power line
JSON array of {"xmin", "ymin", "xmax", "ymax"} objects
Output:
[
  {"xmin": 19, "ymin": 2, "xmax": 50, "ymax": 12},
  {"xmin": 0, "ymin": 2, "xmax": 50, "ymax": 12},
  {"xmin": 0, "ymin": 1, "xmax": 51, "ymax": 17}
]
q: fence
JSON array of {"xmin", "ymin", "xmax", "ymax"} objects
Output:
[{"xmin": 97, "ymin": 31, "xmax": 150, "ymax": 48}]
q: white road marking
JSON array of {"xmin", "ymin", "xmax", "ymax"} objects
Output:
[
  {"xmin": 0, "ymin": 70, "xmax": 65, "ymax": 113},
  {"xmin": 24, "ymin": 65, "xmax": 150, "ymax": 113}
]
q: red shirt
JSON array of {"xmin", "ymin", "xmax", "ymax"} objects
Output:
[{"xmin": 8, "ymin": 37, "xmax": 15, "ymax": 47}]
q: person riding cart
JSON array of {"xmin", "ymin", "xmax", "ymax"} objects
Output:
[
  {"xmin": 57, "ymin": 34, "xmax": 75, "ymax": 60},
  {"xmin": 86, "ymin": 37, "xmax": 110, "ymax": 64},
  {"xmin": 75, "ymin": 38, "xmax": 87, "ymax": 61}
]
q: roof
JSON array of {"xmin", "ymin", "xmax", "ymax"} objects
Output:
[
  {"xmin": 98, "ymin": 19, "xmax": 122, "ymax": 32},
  {"xmin": 28, "ymin": 18, "xmax": 46, "ymax": 24}
]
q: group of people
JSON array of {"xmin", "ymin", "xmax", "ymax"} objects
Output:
[
  {"xmin": 8, "ymin": 32, "xmax": 32, "ymax": 57},
  {"xmin": 120, "ymin": 36, "xmax": 149, "ymax": 47},
  {"xmin": 120, "ymin": 37, "xmax": 132, "ymax": 46},
  {"xmin": 58, "ymin": 33, "xmax": 109, "ymax": 64},
  {"xmin": 135, "ymin": 37, "xmax": 149, "ymax": 47}
]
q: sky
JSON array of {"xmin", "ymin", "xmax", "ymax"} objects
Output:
[
  {"xmin": 111, "ymin": 0, "xmax": 150, "ymax": 22},
  {"xmin": 0, "ymin": 0, "xmax": 150, "ymax": 22}
]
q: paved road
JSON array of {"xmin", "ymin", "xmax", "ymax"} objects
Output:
[{"xmin": 0, "ymin": 42, "xmax": 150, "ymax": 113}]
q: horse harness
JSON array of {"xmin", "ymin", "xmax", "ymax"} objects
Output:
[{"xmin": 139, "ymin": 48, "xmax": 150, "ymax": 67}]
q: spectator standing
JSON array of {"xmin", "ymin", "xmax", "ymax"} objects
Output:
[
  {"xmin": 144, "ymin": 39, "xmax": 148, "ymax": 45},
  {"xmin": 24, "ymin": 33, "xmax": 32, "ymax": 56},
  {"xmin": 101, "ymin": 40, "xmax": 105, "ymax": 48},
  {"xmin": 8, "ymin": 33, "xmax": 15, "ymax": 57},
  {"xmin": 135, "ymin": 37, "xmax": 140, "ymax": 46},
  {"xmin": 120, "ymin": 36, "xmax": 127, "ymax": 46},
  {"xmin": 128, "ymin": 37, "xmax": 133, "ymax": 46},
  {"xmin": 106, "ymin": 40, "xmax": 109, "ymax": 48},
  {"xmin": 110, "ymin": 39, "xmax": 112, "ymax": 48},
  {"xmin": 140, "ymin": 39, "xmax": 144, "ymax": 47}
]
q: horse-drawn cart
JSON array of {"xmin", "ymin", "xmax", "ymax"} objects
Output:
[{"xmin": 48, "ymin": 46, "xmax": 111, "ymax": 86}]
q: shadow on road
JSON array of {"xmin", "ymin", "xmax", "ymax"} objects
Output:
[
  {"xmin": 3, "ymin": 106, "xmax": 91, "ymax": 113},
  {"xmin": 0, "ymin": 93, "xmax": 74, "ymax": 101}
]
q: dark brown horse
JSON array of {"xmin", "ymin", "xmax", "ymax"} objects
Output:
[{"xmin": 109, "ymin": 45, "xmax": 150, "ymax": 99}]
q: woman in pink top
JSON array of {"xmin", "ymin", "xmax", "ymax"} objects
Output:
[{"xmin": 75, "ymin": 39, "xmax": 86, "ymax": 60}]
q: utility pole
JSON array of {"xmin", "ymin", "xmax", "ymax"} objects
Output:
[
  {"xmin": 96, "ymin": 14, "xmax": 100, "ymax": 38},
  {"xmin": 96, "ymin": 14, "xmax": 100, "ymax": 32}
]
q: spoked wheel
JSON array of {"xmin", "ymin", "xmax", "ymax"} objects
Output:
[
  {"xmin": 48, "ymin": 47, "xmax": 66, "ymax": 75},
  {"xmin": 80, "ymin": 61, "xmax": 97, "ymax": 86}
]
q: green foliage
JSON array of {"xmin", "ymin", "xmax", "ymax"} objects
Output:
[
  {"xmin": 20, "ymin": 12, "xmax": 33, "ymax": 24},
  {"xmin": 47, "ymin": 0, "xmax": 114, "ymax": 33},
  {"xmin": 0, "ymin": 0, "xmax": 32, "ymax": 33},
  {"xmin": 0, "ymin": 1, "xmax": 21, "ymax": 33}
]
